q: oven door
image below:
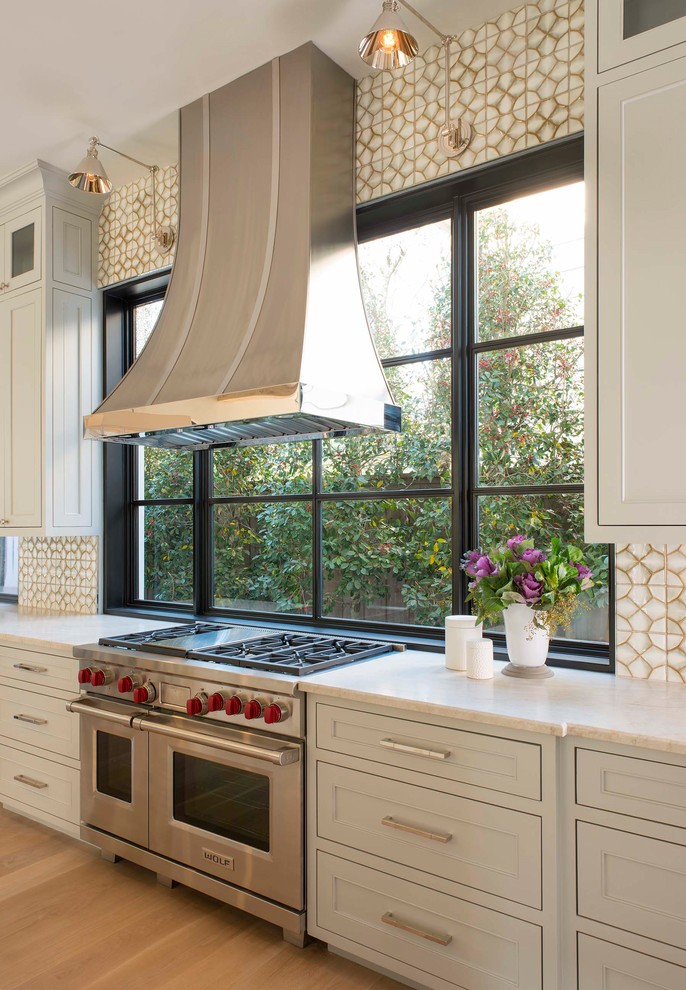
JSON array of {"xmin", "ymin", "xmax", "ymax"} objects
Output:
[
  {"xmin": 68, "ymin": 696, "xmax": 149, "ymax": 847},
  {"xmin": 141, "ymin": 713, "xmax": 303, "ymax": 910}
]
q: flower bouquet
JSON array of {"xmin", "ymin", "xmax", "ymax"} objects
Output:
[{"xmin": 460, "ymin": 536, "xmax": 594, "ymax": 678}]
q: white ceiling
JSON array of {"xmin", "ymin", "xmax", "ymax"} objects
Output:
[{"xmin": 3, "ymin": 0, "xmax": 517, "ymax": 187}]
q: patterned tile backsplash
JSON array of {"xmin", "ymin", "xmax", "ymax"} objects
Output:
[
  {"xmin": 355, "ymin": 0, "xmax": 583, "ymax": 201},
  {"xmin": 98, "ymin": 164, "xmax": 178, "ymax": 288},
  {"xmin": 615, "ymin": 545, "xmax": 686, "ymax": 682},
  {"xmin": 18, "ymin": 538, "xmax": 99, "ymax": 615}
]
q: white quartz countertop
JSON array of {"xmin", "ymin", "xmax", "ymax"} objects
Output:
[
  {"xmin": 300, "ymin": 650, "xmax": 686, "ymax": 756},
  {"xmin": 0, "ymin": 605, "xmax": 178, "ymax": 654}
]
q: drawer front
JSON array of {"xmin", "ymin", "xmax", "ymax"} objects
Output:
[
  {"xmin": 316, "ymin": 852, "xmax": 542, "ymax": 990},
  {"xmin": 316, "ymin": 704, "xmax": 541, "ymax": 800},
  {"xmin": 0, "ymin": 684, "xmax": 79, "ymax": 759},
  {"xmin": 577, "ymin": 822, "xmax": 686, "ymax": 950},
  {"xmin": 317, "ymin": 762, "xmax": 542, "ymax": 908},
  {"xmin": 578, "ymin": 934, "xmax": 686, "ymax": 990},
  {"xmin": 0, "ymin": 743, "xmax": 79, "ymax": 823},
  {"xmin": 576, "ymin": 748, "xmax": 686, "ymax": 830},
  {"xmin": 0, "ymin": 644, "xmax": 76, "ymax": 693}
]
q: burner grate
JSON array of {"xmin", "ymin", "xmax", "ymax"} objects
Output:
[{"xmin": 188, "ymin": 633, "xmax": 394, "ymax": 675}]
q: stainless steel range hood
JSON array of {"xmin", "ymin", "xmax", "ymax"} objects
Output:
[{"xmin": 85, "ymin": 43, "xmax": 401, "ymax": 450}]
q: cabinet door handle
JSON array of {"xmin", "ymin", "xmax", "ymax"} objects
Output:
[
  {"xmin": 13, "ymin": 774, "xmax": 48, "ymax": 790},
  {"xmin": 13, "ymin": 663, "xmax": 49, "ymax": 674},
  {"xmin": 381, "ymin": 912, "xmax": 452, "ymax": 946},
  {"xmin": 380, "ymin": 738, "xmax": 450, "ymax": 760},
  {"xmin": 13, "ymin": 713, "xmax": 48, "ymax": 726},
  {"xmin": 381, "ymin": 816, "xmax": 452, "ymax": 843}
]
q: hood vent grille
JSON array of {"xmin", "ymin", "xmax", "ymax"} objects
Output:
[{"xmin": 85, "ymin": 43, "xmax": 401, "ymax": 450}]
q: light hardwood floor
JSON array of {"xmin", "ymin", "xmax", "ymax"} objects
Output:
[{"xmin": 0, "ymin": 806, "xmax": 403, "ymax": 990}]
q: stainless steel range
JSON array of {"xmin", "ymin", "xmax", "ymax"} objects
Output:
[{"xmin": 70, "ymin": 622, "xmax": 399, "ymax": 946}]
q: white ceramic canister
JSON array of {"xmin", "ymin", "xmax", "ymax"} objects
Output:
[
  {"xmin": 466, "ymin": 637, "xmax": 494, "ymax": 679},
  {"xmin": 445, "ymin": 615, "xmax": 483, "ymax": 671}
]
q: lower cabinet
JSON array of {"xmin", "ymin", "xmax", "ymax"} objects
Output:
[
  {"xmin": 0, "ymin": 642, "xmax": 79, "ymax": 837},
  {"xmin": 568, "ymin": 738, "xmax": 686, "ymax": 988},
  {"xmin": 317, "ymin": 852, "xmax": 542, "ymax": 990},
  {"xmin": 307, "ymin": 695, "xmax": 552, "ymax": 990},
  {"xmin": 578, "ymin": 935, "xmax": 686, "ymax": 990}
]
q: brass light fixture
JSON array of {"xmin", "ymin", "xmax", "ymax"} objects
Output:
[
  {"xmin": 359, "ymin": 0, "xmax": 472, "ymax": 157},
  {"xmin": 68, "ymin": 136, "xmax": 175, "ymax": 254}
]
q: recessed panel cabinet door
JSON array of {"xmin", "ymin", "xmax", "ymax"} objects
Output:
[
  {"xmin": 596, "ymin": 57, "xmax": 686, "ymax": 531},
  {"xmin": 0, "ymin": 289, "xmax": 42, "ymax": 529},
  {"xmin": 51, "ymin": 290, "xmax": 93, "ymax": 529}
]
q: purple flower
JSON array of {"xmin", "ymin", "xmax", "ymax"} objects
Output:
[
  {"xmin": 461, "ymin": 550, "xmax": 497, "ymax": 582},
  {"xmin": 514, "ymin": 572, "xmax": 544, "ymax": 604},
  {"xmin": 575, "ymin": 563, "xmax": 593, "ymax": 589},
  {"xmin": 507, "ymin": 535, "xmax": 526, "ymax": 552},
  {"xmin": 521, "ymin": 548, "xmax": 547, "ymax": 566}
]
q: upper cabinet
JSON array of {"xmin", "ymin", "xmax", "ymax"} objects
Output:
[
  {"xmin": 598, "ymin": 0, "xmax": 686, "ymax": 71},
  {"xmin": 0, "ymin": 208, "xmax": 41, "ymax": 294},
  {"xmin": 0, "ymin": 162, "xmax": 102, "ymax": 537},
  {"xmin": 586, "ymin": 2, "xmax": 686, "ymax": 542}
]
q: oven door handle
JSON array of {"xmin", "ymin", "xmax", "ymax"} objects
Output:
[
  {"xmin": 134, "ymin": 716, "xmax": 300, "ymax": 767},
  {"xmin": 66, "ymin": 697, "xmax": 141, "ymax": 726}
]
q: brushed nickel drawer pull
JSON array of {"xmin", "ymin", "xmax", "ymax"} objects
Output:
[
  {"xmin": 13, "ymin": 774, "xmax": 48, "ymax": 789},
  {"xmin": 380, "ymin": 738, "xmax": 450, "ymax": 761},
  {"xmin": 13, "ymin": 713, "xmax": 48, "ymax": 726},
  {"xmin": 13, "ymin": 663, "xmax": 49, "ymax": 674},
  {"xmin": 381, "ymin": 816, "xmax": 452, "ymax": 843},
  {"xmin": 381, "ymin": 912, "xmax": 452, "ymax": 946}
]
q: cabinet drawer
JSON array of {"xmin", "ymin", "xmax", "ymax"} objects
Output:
[
  {"xmin": 0, "ymin": 743, "xmax": 79, "ymax": 824},
  {"xmin": 578, "ymin": 934, "xmax": 686, "ymax": 989},
  {"xmin": 0, "ymin": 644, "xmax": 76, "ymax": 693},
  {"xmin": 317, "ymin": 762, "xmax": 541, "ymax": 908},
  {"xmin": 315, "ymin": 704, "xmax": 541, "ymax": 800},
  {"xmin": 577, "ymin": 822, "xmax": 686, "ymax": 950},
  {"xmin": 316, "ymin": 852, "xmax": 541, "ymax": 990},
  {"xmin": 0, "ymin": 684, "xmax": 79, "ymax": 759},
  {"xmin": 577, "ymin": 748, "xmax": 686, "ymax": 829}
]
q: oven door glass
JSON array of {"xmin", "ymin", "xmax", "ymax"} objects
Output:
[
  {"xmin": 147, "ymin": 720, "xmax": 303, "ymax": 909},
  {"xmin": 78, "ymin": 704, "xmax": 149, "ymax": 847},
  {"xmin": 173, "ymin": 753, "xmax": 270, "ymax": 852}
]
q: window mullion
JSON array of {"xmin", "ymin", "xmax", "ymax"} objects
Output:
[{"xmin": 313, "ymin": 439, "xmax": 323, "ymax": 621}]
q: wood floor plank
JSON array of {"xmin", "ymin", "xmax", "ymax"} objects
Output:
[{"xmin": 0, "ymin": 807, "xmax": 403, "ymax": 990}]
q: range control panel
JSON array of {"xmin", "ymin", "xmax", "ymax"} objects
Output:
[{"xmin": 77, "ymin": 663, "xmax": 303, "ymax": 738}]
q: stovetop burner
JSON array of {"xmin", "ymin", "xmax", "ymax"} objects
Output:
[
  {"xmin": 188, "ymin": 632, "xmax": 395, "ymax": 675},
  {"xmin": 99, "ymin": 624, "xmax": 398, "ymax": 675}
]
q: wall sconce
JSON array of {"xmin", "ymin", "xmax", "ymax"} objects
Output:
[
  {"xmin": 68, "ymin": 137, "xmax": 175, "ymax": 254},
  {"xmin": 359, "ymin": 0, "xmax": 472, "ymax": 157}
]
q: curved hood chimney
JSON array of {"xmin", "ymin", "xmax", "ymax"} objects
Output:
[{"xmin": 85, "ymin": 43, "xmax": 401, "ymax": 450}]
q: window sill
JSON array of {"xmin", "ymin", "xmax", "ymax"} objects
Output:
[{"xmin": 103, "ymin": 606, "xmax": 613, "ymax": 672}]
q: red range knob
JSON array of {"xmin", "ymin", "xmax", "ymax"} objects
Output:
[
  {"xmin": 133, "ymin": 683, "xmax": 155, "ymax": 704},
  {"xmin": 186, "ymin": 695, "xmax": 207, "ymax": 716},
  {"xmin": 264, "ymin": 703, "xmax": 288, "ymax": 725},
  {"xmin": 207, "ymin": 692, "xmax": 225, "ymax": 712},
  {"xmin": 244, "ymin": 699, "xmax": 263, "ymax": 721},
  {"xmin": 90, "ymin": 669, "xmax": 106, "ymax": 686},
  {"xmin": 77, "ymin": 668, "xmax": 93, "ymax": 685},
  {"xmin": 118, "ymin": 676, "xmax": 134, "ymax": 693},
  {"xmin": 225, "ymin": 695, "xmax": 245, "ymax": 716}
]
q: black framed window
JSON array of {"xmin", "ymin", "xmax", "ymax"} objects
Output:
[{"xmin": 104, "ymin": 136, "xmax": 614, "ymax": 668}]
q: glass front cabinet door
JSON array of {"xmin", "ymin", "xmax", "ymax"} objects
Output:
[
  {"xmin": 599, "ymin": 0, "xmax": 686, "ymax": 71},
  {"xmin": 0, "ymin": 208, "xmax": 41, "ymax": 294}
]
